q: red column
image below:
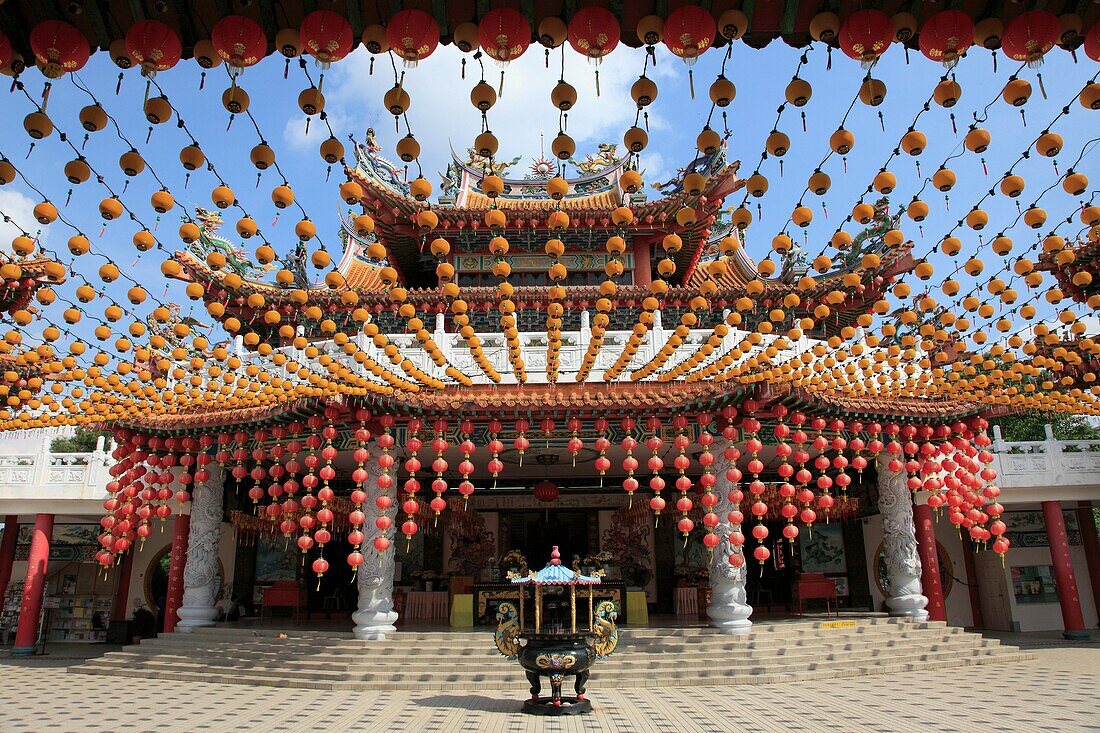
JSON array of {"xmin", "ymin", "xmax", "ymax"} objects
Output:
[
  {"xmin": 1042, "ymin": 500, "xmax": 1089, "ymax": 639},
  {"xmin": 13, "ymin": 513, "xmax": 54, "ymax": 655},
  {"xmin": 0, "ymin": 515, "xmax": 19, "ymax": 600},
  {"xmin": 633, "ymin": 237, "xmax": 652, "ymax": 288},
  {"xmin": 960, "ymin": 534, "xmax": 985, "ymax": 628},
  {"xmin": 913, "ymin": 503, "xmax": 946, "ymax": 622},
  {"xmin": 1076, "ymin": 502, "xmax": 1100, "ymax": 629},
  {"xmin": 162, "ymin": 513, "xmax": 190, "ymax": 633},
  {"xmin": 110, "ymin": 548, "xmax": 135, "ymax": 622}
]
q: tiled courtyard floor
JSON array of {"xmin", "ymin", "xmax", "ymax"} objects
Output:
[{"xmin": 0, "ymin": 643, "xmax": 1096, "ymax": 732}]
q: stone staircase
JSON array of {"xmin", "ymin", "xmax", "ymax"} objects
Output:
[{"xmin": 70, "ymin": 617, "xmax": 1033, "ymax": 691}]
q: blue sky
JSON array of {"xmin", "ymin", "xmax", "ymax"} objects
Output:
[{"xmin": 0, "ymin": 38, "xmax": 1096, "ymax": 360}]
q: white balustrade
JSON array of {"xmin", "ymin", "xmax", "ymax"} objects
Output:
[{"xmin": 991, "ymin": 424, "xmax": 1100, "ymax": 504}]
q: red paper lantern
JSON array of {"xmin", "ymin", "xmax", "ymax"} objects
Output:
[
  {"xmin": 211, "ymin": 15, "xmax": 267, "ymax": 71},
  {"xmin": 0, "ymin": 32, "xmax": 12, "ymax": 72},
  {"xmin": 386, "ymin": 8, "xmax": 440, "ymax": 65},
  {"xmin": 301, "ymin": 9, "xmax": 355, "ymax": 65},
  {"xmin": 838, "ymin": 9, "xmax": 892, "ymax": 66},
  {"xmin": 918, "ymin": 10, "xmax": 974, "ymax": 67},
  {"xmin": 533, "ymin": 480, "xmax": 559, "ymax": 503},
  {"xmin": 568, "ymin": 6, "xmax": 620, "ymax": 61},
  {"xmin": 478, "ymin": 8, "xmax": 531, "ymax": 63},
  {"xmin": 663, "ymin": 6, "xmax": 716, "ymax": 64},
  {"xmin": 30, "ymin": 20, "xmax": 91, "ymax": 78},
  {"xmin": 1001, "ymin": 10, "xmax": 1059, "ymax": 67},
  {"xmin": 126, "ymin": 19, "xmax": 182, "ymax": 75},
  {"xmin": 1085, "ymin": 23, "xmax": 1100, "ymax": 63}
]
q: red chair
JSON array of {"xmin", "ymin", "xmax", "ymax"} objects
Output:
[
  {"xmin": 792, "ymin": 573, "xmax": 839, "ymax": 616},
  {"xmin": 260, "ymin": 580, "xmax": 306, "ymax": 625}
]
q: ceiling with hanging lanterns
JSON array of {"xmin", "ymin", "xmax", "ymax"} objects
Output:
[{"xmin": 0, "ymin": 3, "xmax": 1095, "ymax": 438}]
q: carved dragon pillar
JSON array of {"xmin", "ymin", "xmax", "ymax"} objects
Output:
[
  {"xmin": 876, "ymin": 454, "xmax": 929, "ymax": 621},
  {"xmin": 353, "ymin": 444, "xmax": 399, "ymax": 639},
  {"xmin": 176, "ymin": 467, "xmax": 225, "ymax": 632},
  {"xmin": 707, "ymin": 453, "xmax": 753, "ymax": 634}
]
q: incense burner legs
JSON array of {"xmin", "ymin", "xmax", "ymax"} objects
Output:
[{"xmin": 517, "ymin": 635, "xmax": 595, "ymax": 715}]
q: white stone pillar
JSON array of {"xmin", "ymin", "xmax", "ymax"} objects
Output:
[
  {"xmin": 876, "ymin": 453, "xmax": 929, "ymax": 621},
  {"xmin": 353, "ymin": 445, "xmax": 399, "ymax": 639},
  {"xmin": 176, "ymin": 467, "xmax": 225, "ymax": 632},
  {"xmin": 707, "ymin": 454, "xmax": 753, "ymax": 634}
]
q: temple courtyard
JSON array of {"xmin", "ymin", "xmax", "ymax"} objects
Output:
[{"xmin": 0, "ymin": 637, "xmax": 1096, "ymax": 732}]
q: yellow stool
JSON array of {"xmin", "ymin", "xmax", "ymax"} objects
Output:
[
  {"xmin": 450, "ymin": 593, "xmax": 474, "ymax": 627},
  {"xmin": 626, "ymin": 589, "xmax": 649, "ymax": 626}
]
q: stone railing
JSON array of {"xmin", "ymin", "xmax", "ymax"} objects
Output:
[
  {"xmin": 0, "ymin": 435, "xmax": 115, "ymax": 503},
  {"xmin": 991, "ymin": 424, "xmax": 1100, "ymax": 503}
]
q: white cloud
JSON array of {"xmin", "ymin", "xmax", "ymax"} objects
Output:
[
  {"xmin": 318, "ymin": 43, "xmax": 677, "ymax": 182},
  {"xmin": 0, "ymin": 188, "xmax": 48, "ymax": 252}
]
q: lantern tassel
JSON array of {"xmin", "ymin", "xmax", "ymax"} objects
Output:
[
  {"xmin": 499, "ymin": 70, "xmax": 505, "ymax": 97},
  {"xmin": 878, "ymin": 111, "xmax": 885, "ymax": 132},
  {"xmin": 80, "ymin": 133, "xmax": 89, "ymax": 151},
  {"xmin": 41, "ymin": 81, "xmax": 52, "ymax": 112},
  {"xmin": 461, "ymin": 58, "xmax": 466, "ymax": 79},
  {"xmin": 1037, "ymin": 73, "xmax": 1047, "ymax": 100},
  {"xmin": 143, "ymin": 78, "xmax": 151, "ymax": 105},
  {"xmin": 779, "ymin": 159, "xmax": 784, "ymax": 177},
  {"xmin": 284, "ymin": 59, "xmax": 290, "ymax": 80},
  {"xmin": 545, "ymin": 48, "xmax": 550, "ymax": 68},
  {"xmin": 801, "ymin": 111, "xmax": 807, "ymax": 133},
  {"xmin": 65, "ymin": 188, "xmax": 72, "ymax": 206},
  {"xmin": 596, "ymin": 69, "xmax": 601, "ymax": 97},
  {"xmin": 115, "ymin": 73, "xmax": 123, "ymax": 96},
  {"xmin": 1020, "ymin": 109, "xmax": 1027, "ymax": 127},
  {"xmin": 688, "ymin": 69, "xmax": 695, "ymax": 99},
  {"xmin": 992, "ymin": 52, "xmax": 997, "ymax": 74},
  {"xmin": 369, "ymin": 56, "xmax": 374, "ymax": 75},
  {"xmin": 826, "ymin": 46, "xmax": 832, "ymax": 71},
  {"xmin": 146, "ymin": 126, "xmax": 152, "ymax": 145},
  {"xmin": 950, "ymin": 114, "xmax": 956, "ymax": 135},
  {"xmin": 904, "ymin": 47, "xmax": 909, "ymax": 65},
  {"xmin": 981, "ymin": 158, "xmax": 988, "ymax": 176}
]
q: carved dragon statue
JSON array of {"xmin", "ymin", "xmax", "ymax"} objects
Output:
[
  {"xmin": 494, "ymin": 601, "xmax": 521, "ymax": 659},
  {"xmin": 592, "ymin": 600, "xmax": 619, "ymax": 657}
]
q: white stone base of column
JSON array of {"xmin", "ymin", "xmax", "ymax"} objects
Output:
[
  {"xmin": 352, "ymin": 605, "xmax": 399, "ymax": 640},
  {"xmin": 885, "ymin": 594, "xmax": 930, "ymax": 622},
  {"xmin": 707, "ymin": 572, "xmax": 754, "ymax": 635},
  {"xmin": 176, "ymin": 604, "xmax": 218, "ymax": 632}
]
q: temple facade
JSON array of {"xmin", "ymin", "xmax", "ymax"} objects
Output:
[{"xmin": 0, "ymin": 143, "xmax": 1096, "ymax": 651}]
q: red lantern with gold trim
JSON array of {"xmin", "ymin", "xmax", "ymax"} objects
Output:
[
  {"xmin": 838, "ymin": 9, "xmax": 892, "ymax": 67},
  {"xmin": 126, "ymin": 19, "xmax": 182, "ymax": 76},
  {"xmin": 1002, "ymin": 10, "xmax": 1059, "ymax": 67},
  {"xmin": 918, "ymin": 10, "xmax": 974, "ymax": 67},
  {"xmin": 663, "ymin": 5, "xmax": 716, "ymax": 65},
  {"xmin": 211, "ymin": 15, "xmax": 267, "ymax": 73},
  {"xmin": 568, "ymin": 6, "xmax": 620, "ymax": 61},
  {"xmin": 478, "ymin": 7, "xmax": 531, "ymax": 62},
  {"xmin": 386, "ymin": 8, "xmax": 440, "ymax": 65},
  {"xmin": 30, "ymin": 20, "xmax": 91, "ymax": 78},
  {"xmin": 301, "ymin": 9, "xmax": 354, "ymax": 66}
]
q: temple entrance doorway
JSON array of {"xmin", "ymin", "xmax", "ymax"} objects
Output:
[{"xmin": 500, "ymin": 510, "xmax": 593, "ymax": 570}]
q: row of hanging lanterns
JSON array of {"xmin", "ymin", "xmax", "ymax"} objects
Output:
[
  {"xmin": 89, "ymin": 407, "xmax": 1010, "ymax": 580},
  {"xmin": 7, "ymin": 9, "xmax": 1100, "ymax": 82}
]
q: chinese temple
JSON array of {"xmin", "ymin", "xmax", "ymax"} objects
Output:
[{"xmin": 0, "ymin": 0, "xmax": 1096, "ymax": 696}]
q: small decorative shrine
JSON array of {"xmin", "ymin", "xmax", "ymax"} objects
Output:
[{"xmin": 494, "ymin": 546, "xmax": 619, "ymax": 715}]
